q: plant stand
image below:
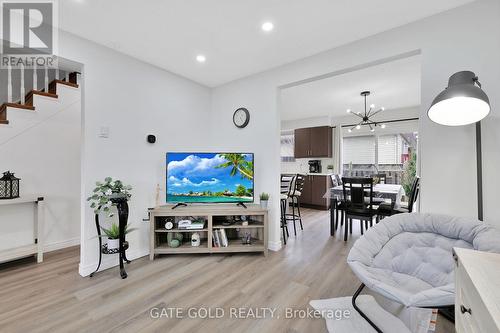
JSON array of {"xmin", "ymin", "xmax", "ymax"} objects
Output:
[{"xmin": 90, "ymin": 197, "xmax": 131, "ymax": 279}]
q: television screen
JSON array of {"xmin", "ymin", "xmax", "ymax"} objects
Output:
[{"xmin": 166, "ymin": 153, "xmax": 254, "ymax": 203}]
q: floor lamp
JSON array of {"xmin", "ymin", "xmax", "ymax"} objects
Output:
[{"xmin": 428, "ymin": 71, "xmax": 491, "ymax": 221}]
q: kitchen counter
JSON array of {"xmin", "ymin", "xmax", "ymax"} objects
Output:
[{"xmin": 306, "ymin": 172, "xmax": 334, "ymax": 176}]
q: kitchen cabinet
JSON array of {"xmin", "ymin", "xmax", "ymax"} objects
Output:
[
  {"xmin": 300, "ymin": 175, "xmax": 332, "ymax": 210},
  {"xmin": 294, "ymin": 126, "xmax": 332, "ymax": 158}
]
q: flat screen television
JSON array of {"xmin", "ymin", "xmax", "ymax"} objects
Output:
[{"xmin": 166, "ymin": 152, "xmax": 254, "ymax": 204}]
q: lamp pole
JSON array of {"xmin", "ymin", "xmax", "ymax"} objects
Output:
[{"xmin": 476, "ymin": 122, "xmax": 483, "ymax": 221}]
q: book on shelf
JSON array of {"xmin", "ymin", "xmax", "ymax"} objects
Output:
[
  {"xmin": 220, "ymin": 229, "xmax": 228, "ymax": 247},
  {"xmin": 213, "ymin": 230, "xmax": 220, "ymax": 247}
]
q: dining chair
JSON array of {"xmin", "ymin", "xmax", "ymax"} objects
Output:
[
  {"xmin": 285, "ymin": 174, "xmax": 305, "ymax": 236},
  {"xmin": 342, "ymin": 177, "xmax": 376, "ymax": 241},
  {"xmin": 373, "ymin": 173, "xmax": 387, "ymax": 184},
  {"xmin": 280, "ymin": 174, "xmax": 295, "ymax": 244},
  {"xmin": 330, "ymin": 174, "xmax": 347, "ymax": 233},
  {"xmin": 377, "ymin": 176, "xmax": 420, "ymax": 221}
]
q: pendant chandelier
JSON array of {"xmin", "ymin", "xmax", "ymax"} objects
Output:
[{"xmin": 347, "ymin": 91, "xmax": 386, "ymax": 132}]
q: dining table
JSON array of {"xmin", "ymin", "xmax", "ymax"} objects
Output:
[{"xmin": 324, "ymin": 183, "xmax": 405, "ymax": 236}]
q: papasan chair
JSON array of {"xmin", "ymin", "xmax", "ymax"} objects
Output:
[{"xmin": 347, "ymin": 212, "xmax": 500, "ymax": 332}]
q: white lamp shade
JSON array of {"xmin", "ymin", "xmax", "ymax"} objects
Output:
[{"xmin": 428, "ymin": 96, "xmax": 490, "ymax": 126}]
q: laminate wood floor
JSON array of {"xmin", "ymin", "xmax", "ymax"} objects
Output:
[{"xmin": 0, "ymin": 209, "xmax": 454, "ymax": 333}]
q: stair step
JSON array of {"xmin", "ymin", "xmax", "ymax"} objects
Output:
[
  {"xmin": 25, "ymin": 90, "xmax": 58, "ymax": 106},
  {"xmin": 0, "ymin": 103, "xmax": 35, "ymax": 113},
  {"xmin": 48, "ymin": 80, "xmax": 79, "ymax": 94},
  {"xmin": 0, "ymin": 103, "xmax": 35, "ymax": 125}
]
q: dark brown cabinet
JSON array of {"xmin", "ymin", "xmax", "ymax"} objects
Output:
[
  {"xmin": 300, "ymin": 175, "xmax": 332, "ymax": 210},
  {"xmin": 294, "ymin": 126, "xmax": 332, "ymax": 158}
]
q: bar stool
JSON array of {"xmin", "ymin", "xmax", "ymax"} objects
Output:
[
  {"xmin": 280, "ymin": 174, "xmax": 295, "ymax": 244},
  {"xmin": 285, "ymin": 174, "xmax": 305, "ymax": 236}
]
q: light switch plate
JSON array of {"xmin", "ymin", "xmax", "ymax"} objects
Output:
[{"xmin": 99, "ymin": 126, "xmax": 110, "ymax": 138}]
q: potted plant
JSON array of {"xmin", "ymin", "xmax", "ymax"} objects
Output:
[
  {"xmin": 100, "ymin": 223, "xmax": 136, "ymax": 250},
  {"xmin": 87, "ymin": 177, "xmax": 132, "ymax": 218},
  {"xmin": 259, "ymin": 192, "xmax": 270, "ymax": 209}
]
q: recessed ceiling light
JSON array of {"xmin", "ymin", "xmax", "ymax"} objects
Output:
[
  {"xmin": 196, "ymin": 55, "xmax": 206, "ymax": 63},
  {"xmin": 261, "ymin": 22, "xmax": 274, "ymax": 32}
]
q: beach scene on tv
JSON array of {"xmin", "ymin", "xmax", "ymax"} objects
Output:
[{"xmin": 167, "ymin": 153, "xmax": 254, "ymax": 203}]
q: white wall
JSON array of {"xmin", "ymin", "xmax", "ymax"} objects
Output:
[
  {"xmin": 211, "ymin": 0, "xmax": 500, "ymax": 249},
  {"xmin": 55, "ymin": 32, "xmax": 212, "ymax": 276},
  {"xmin": 0, "ymin": 84, "xmax": 81, "ymax": 252}
]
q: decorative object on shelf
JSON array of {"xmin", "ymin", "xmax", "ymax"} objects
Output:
[
  {"xmin": 167, "ymin": 232, "xmax": 183, "ymax": 248},
  {"xmin": 327, "ymin": 164, "xmax": 334, "ymax": 171},
  {"xmin": 0, "ymin": 171, "xmax": 20, "ymax": 199},
  {"xmin": 99, "ymin": 223, "xmax": 136, "ymax": 250},
  {"xmin": 241, "ymin": 231, "xmax": 252, "ymax": 245},
  {"xmin": 88, "ymin": 177, "xmax": 133, "ymax": 279},
  {"xmin": 155, "ymin": 183, "xmax": 163, "ymax": 209},
  {"xmin": 164, "ymin": 218, "xmax": 174, "ymax": 230},
  {"xmin": 259, "ymin": 192, "xmax": 269, "ymax": 209},
  {"xmin": 233, "ymin": 107, "xmax": 250, "ymax": 128},
  {"xmin": 241, "ymin": 215, "xmax": 249, "ymax": 226},
  {"xmin": 428, "ymin": 71, "xmax": 490, "ymax": 221},
  {"xmin": 87, "ymin": 177, "xmax": 132, "ymax": 218},
  {"xmin": 191, "ymin": 233, "xmax": 201, "ymax": 247},
  {"xmin": 346, "ymin": 91, "xmax": 386, "ymax": 132}
]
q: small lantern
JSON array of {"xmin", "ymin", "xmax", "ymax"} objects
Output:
[{"xmin": 0, "ymin": 171, "xmax": 20, "ymax": 199}]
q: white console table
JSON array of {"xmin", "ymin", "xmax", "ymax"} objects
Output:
[{"xmin": 0, "ymin": 196, "xmax": 45, "ymax": 264}]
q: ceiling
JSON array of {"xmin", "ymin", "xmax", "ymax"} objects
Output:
[
  {"xmin": 280, "ymin": 55, "xmax": 421, "ymax": 121},
  {"xmin": 59, "ymin": 0, "xmax": 473, "ymax": 87}
]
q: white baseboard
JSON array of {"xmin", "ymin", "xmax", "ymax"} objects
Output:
[
  {"xmin": 78, "ymin": 248, "xmax": 149, "ymax": 277},
  {"xmin": 267, "ymin": 240, "xmax": 282, "ymax": 252},
  {"xmin": 44, "ymin": 237, "xmax": 80, "ymax": 252}
]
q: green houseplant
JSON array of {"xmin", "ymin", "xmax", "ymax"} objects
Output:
[
  {"xmin": 87, "ymin": 177, "xmax": 132, "ymax": 218},
  {"xmin": 401, "ymin": 152, "xmax": 417, "ymax": 200},
  {"xmin": 100, "ymin": 223, "xmax": 137, "ymax": 250},
  {"xmin": 259, "ymin": 192, "xmax": 270, "ymax": 209}
]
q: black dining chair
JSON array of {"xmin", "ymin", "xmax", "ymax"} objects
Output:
[
  {"xmin": 342, "ymin": 177, "xmax": 377, "ymax": 241},
  {"xmin": 373, "ymin": 173, "xmax": 387, "ymax": 184},
  {"xmin": 330, "ymin": 174, "xmax": 347, "ymax": 235},
  {"xmin": 280, "ymin": 174, "xmax": 295, "ymax": 244},
  {"xmin": 377, "ymin": 176, "xmax": 420, "ymax": 221}
]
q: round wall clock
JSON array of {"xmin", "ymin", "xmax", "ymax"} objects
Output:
[{"xmin": 233, "ymin": 107, "xmax": 250, "ymax": 128}]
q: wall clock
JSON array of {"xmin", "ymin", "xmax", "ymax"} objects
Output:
[{"xmin": 233, "ymin": 107, "xmax": 250, "ymax": 128}]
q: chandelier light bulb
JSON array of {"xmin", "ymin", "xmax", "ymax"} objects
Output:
[
  {"xmin": 347, "ymin": 109, "xmax": 351, "ymax": 113},
  {"xmin": 381, "ymin": 124, "xmax": 386, "ymax": 129},
  {"xmin": 381, "ymin": 107, "xmax": 385, "ymax": 111},
  {"xmin": 370, "ymin": 128, "xmax": 375, "ymax": 132},
  {"xmin": 356, "ymin": 125, "xmax": 361, "ymax": 130},
  {"xmin": 370, "ymin": 104, "xmax": 375, "ymax": 108},
  {"xmin": 348, "ymin": 129, "xmax": 352, "ymax": 133}
]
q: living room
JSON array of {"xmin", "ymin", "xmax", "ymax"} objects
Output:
[{"xmin": 1, "ymin": 0, "xmax": 500, "ymax": 332}]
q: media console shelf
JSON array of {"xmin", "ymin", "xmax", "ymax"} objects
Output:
[{"xmin": 149, "ymin": 204, "xmax": 268, "ymax": 259}]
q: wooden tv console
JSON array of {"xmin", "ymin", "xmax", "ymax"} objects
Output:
[{"xmin": 149, "ymin": 204, "xmax": 268, "ymax": 259}]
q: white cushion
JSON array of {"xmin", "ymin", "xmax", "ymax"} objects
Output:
[{"xmin": 348, "ymin": 213, "xmax": 500, "ymax": 307}]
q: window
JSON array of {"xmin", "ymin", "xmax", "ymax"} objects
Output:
[
  {"xmin": 342, "ymin": 119, "xmax": 418, "ymax": 187},
  {"xmin": 280, "ymin": 131, "xmax": 295, "ymax": 162}
]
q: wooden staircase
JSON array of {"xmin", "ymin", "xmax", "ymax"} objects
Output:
[{"xmin": 0, "ymin": 73, "xmax": 79, "ymax": 125}]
